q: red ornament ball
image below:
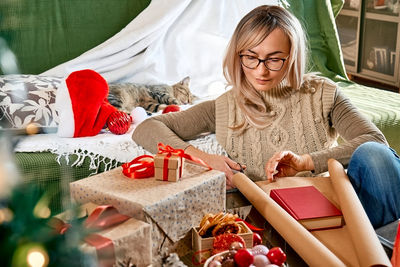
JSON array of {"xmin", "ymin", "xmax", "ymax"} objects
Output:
[
  {"xmin": 234, "ymin": 248, "xmax": 254, "ymax": 267},
  {"xmin": 106, "ymin": 111, "xmax": 132, "ymax": 135},
  {"xmin": 252, "ymin": 232, "xmax": 262, "ymax": 246},
  {"xmin": 266, "ymin": 247, "xmax": 287, "ymax": 266},
  {"xmin": 162, "ymin": 104, "xmax": 181, "ymax": 114}
]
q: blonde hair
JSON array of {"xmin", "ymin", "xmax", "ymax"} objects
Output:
[{"xmin": 223, "ymin": 5, "xmax": 308, "ymax": 130}]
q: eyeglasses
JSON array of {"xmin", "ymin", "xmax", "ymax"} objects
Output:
[{"xmin": 239, "ymin": 55, "xmax": 288, "ymax": 71}]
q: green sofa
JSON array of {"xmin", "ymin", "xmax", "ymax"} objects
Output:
[
  {"xmin": 1, "ymin": 0, "xmax": 151, "ymax": 212},
  {"xmin": 1, "ymin": 0, "xmax": 400, "ymax": 213}
]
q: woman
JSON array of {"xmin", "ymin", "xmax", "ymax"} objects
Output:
[{"xmin": 133, "ymin": 5, "xmax": 398, "ymax": 227}]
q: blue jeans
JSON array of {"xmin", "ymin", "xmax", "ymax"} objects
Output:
[{"xmin": 347, "ymin": 142, "xmax": 400, "ymax": 228}]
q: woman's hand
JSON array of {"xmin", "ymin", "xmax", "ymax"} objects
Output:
[
  {"xmin": 185, "ymin": 146, "xmax": 244, "ymax": 189},
  {"xmin": 265, "ymin": 151, "xmax": 314, "ymax": 182},
  {"xmin": 202, "ymin": 154, "xmax": 244, "ymax": 189}
]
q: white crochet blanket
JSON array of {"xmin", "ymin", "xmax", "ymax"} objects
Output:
[
  {"xmin": 14, "ymin": 126, "xmax": 227, "ymax": 174},
  {"xmin": 12, "ymin": 89, "xmax": 227, "ymax": 173}
]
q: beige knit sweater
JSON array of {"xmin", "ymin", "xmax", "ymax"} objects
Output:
[{"xmin": 133, "ymin": 76, "xmax": 387, "ymax": 181}]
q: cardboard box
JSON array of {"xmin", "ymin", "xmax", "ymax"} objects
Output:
[
  {"xmin": 154, "ymin": 153, "xmax": 185, "ymax": 181},
  {"xmin": 54, "ymin": 203, "xmax": 152, "ymax": 267},
  {"xmin": 192, "ymin": 221, "xmax": 253, "ymax": 262}
]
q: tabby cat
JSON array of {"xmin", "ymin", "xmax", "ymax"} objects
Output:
[{"xmin": 107, "ymin": 77, "xmax": 194, "ymax": 114}]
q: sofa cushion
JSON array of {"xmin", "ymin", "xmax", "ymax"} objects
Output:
[{"xmin": 0, "ymin": 75, "xmax": 62, "ymax": 128}]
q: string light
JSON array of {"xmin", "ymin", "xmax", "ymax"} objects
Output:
[
  {"xmin": 0, "ymin": 208, "xmax": 13, "ymax": 224},
  {"xmin": 26, "ymin": 247, "xmax": 49, "ymax": 267},
  {"xmin": 33, "ymin": 206, "xmax": 51, "ymax": 219},
  {"xmin": 25, "ymin": 123, "xmax": 40, "ymax": 135},
  {"xmin": 33, "ymin": 195, "xmax": 51, "ymax": 219}
]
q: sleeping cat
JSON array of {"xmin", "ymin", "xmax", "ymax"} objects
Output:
[{"xmin": 107, "ymin": 77, "xmax": 194, "ymax": 114}]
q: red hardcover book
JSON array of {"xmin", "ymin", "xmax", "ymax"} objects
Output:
[{"xmin": 270, "ymin": 185, "xmax": 344, "ymax": 231}]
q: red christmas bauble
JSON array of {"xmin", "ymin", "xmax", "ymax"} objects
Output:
[
  {"xmin": 252, "ymin": 232, "xmax": 262, "ymax": 246},
  {"xmin": 162, "ymin": 104, "xmax": 181, "ymax": 114},
  {"xmin": 266, "ymin": 247, "xmax": 286, "ymax": 266},
  {"xmin": 106, "ymin": 111, "xmax": 132, "ymax": 135},
  {"xmin": 234, "ymin": 248, "xmax": 254, "ymax": 267}
]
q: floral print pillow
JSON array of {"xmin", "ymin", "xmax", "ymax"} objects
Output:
[{"xmin": 0, "ymin": 75, "xmax": 62, "ymax": 129}]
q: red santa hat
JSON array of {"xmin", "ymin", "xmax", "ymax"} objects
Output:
[{"xmin": 56, "ymin": 69, "xmax": 118, "ymax": 137}]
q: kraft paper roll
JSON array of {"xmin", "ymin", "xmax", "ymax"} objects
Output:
[
  {"xmin": 233, "ymin": 160, "xmax": 391, "ymax": 267},
  {"xmin": 232, "ymin": 172, "xmax": 346, "ymax": 267},
  {"xmin": 328, "ymin": 159, "xmax": 391, "ymax": 267}
]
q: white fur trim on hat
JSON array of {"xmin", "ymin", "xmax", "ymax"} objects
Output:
[{"xmin": 56, "ymin": 79, "xmax": 75, "ymax": 137}]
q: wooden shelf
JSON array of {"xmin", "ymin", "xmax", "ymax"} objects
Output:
[
  {"xmin": 348, "ymin": 73, "xmax": 400, "ymax": 93},
  {"xmin": 336, "ymin": 0, "xmax": 400, "ymax": 91}
]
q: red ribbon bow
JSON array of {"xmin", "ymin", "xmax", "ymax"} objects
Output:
[
  {"xmin": 122, "ymin": 143, "xmax": 212, "ymax": 179},
  {"xmin": 121, "ymin": 155, "xmax": 155, "ymax": 179},
  {"xmin": 50, "ymin": 205, "xmax": 130, "ymax": 267}
]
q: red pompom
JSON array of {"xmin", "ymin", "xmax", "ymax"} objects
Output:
[
  {"xmin": 106, "ymin": 111, "xmax": 132, "ymax": 135},
  {"xmin": 162, "ymin": 104, "xmax": 181, "ymax": 114}
]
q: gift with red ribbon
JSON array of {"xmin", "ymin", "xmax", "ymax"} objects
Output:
[
  {"xmin": 121, "ymin": 143, "xmax": 211, "ymax": 181},
  {"xmin": 154, "ymin": 143, "xmax": 211, "ymax": 182},
  {"xmin": 154, "ymin": 144, "xmax": 185, "ymax": 182},
  {"xmin": 50, "ymin": 203, "xmax": 152, "ymax": 267}
]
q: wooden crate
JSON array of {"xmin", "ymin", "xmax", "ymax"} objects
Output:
[{"xmin": 192, "ymin": 221, "xmax": 253, "ymax": 262}]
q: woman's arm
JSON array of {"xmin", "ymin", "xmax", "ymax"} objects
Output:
[
  {"xmin": 309, "ymin": 88, "xmax": 387, "ymax": 173},
  {"xmin": 265, "ymin": 86, "xmax": 387, "ymax": 180},
  {"xmin": 132, "ymin": 100, "xmax": 216, "ymax": 153},
  {"xmin": 132, "ymin": 99, "xmax": 244, "ymax": 188}
]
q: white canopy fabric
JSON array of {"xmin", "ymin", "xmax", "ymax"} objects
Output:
[
  {"xmin": 42, "ymin": 0, "xmax": 279, "ymax": 98},
  {"xmin": 17, "ymin": 0, "xmax": 282, "ymax": 170}
]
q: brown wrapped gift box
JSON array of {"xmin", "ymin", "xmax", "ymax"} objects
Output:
[
  {"xmin": 54, "ymin": 202, "xmax": 152, "ymax": 267},
  {"xmin": 70, "ymin": 163, "xmax": 226, "ymax": 264},
  {"xmin": 154, "ymin": 153, "xmax": 185, "ymax": 181}
]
